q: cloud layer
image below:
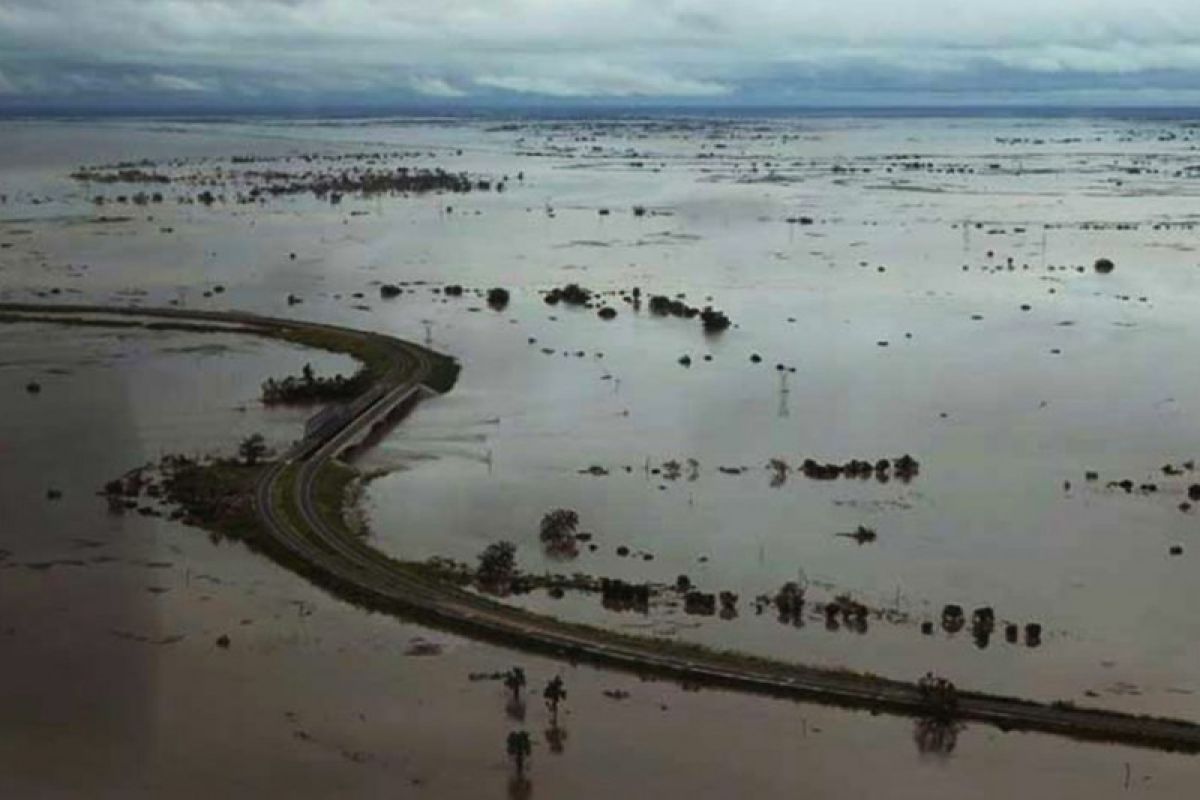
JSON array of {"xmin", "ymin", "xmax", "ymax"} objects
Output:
[{"xmin": 3, "ymin": 0, "xmax": 1200, "ymax": 106}]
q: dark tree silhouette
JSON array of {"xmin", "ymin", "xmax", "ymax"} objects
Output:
[
  {"xmin": 487, "ymin": 287, "xmax": 510, "ymax": 309},
  {"xmin": 477, "ymin": 541, "xmax": 517, "ymax": 587},
  {"xmin": 543, "ymin": 676, "xmax": 567, "ymax": 724},
  {"xmin": 699, "ymin": 306, "xmax": 731, "ymax": 332},
  {"xmin": 504, "ymin": 667, "xmax": 527, "ymax": 702},
  {"xmin": 539, "ymin": 509, "xmax": 580, "ymax": 557},
  {"xmin": 238, "ymin": 433, "xmax": 267, "ymax": 466}
]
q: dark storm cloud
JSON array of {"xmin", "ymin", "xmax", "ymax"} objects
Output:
[{"xmin": 3, "ymin": 1, "xmax": 1200, "ymax": 106}]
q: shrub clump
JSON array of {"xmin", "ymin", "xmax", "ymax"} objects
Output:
[
  {"xmin": 487, "ymin": 287, "xmax": 510, "ymax": 309},
  {"xmin": 647, "ymin": 294, "xmax": 733, "ymax": 332},
  {"xmin": 261, "ymin": 362, "xmax": 368, "ymax": 405},
  {"xmin": 544, "ymin": 283, "xmax": 592, "ymax": 306},
  {"xmin": 477, "ymin": 541, "xmax": 517, "ymax": 588},
  {"xmin": 540, "ymin": 508, "xmax": 580, "ymax": 557},
  {"xmin": 648, "ymin": 294, "xmax": 697, "ymax": 318},
  {"xmin": 700, "ymin": 306, "xmax": 731, "ymax": 332}
]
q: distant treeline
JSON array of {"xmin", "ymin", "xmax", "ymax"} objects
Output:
[{"xmin": 72, "ymin": 164, "xmax": 500, "ymax": 204}]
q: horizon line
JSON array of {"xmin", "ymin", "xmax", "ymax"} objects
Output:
[{"xmin": 3, "ymin": 102, "xmax": 1200, "ymax": 121}]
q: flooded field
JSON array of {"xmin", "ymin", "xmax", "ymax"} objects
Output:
[{"xmin": 3, "ymin": 113, "xmax": 1200, "ymax": 794}]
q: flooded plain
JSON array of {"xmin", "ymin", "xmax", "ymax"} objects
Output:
[{"xmin": 3, "ymin": 113, "xmax": 1200, "ymax": 794}]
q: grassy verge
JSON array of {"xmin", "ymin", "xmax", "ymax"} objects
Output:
[
  {"xmin": 273, "ymin": 464, "xmax": 306, "ymax": 540},
  {"xmin": 310, "ymin": 460, "xmax": 360, "ymax": 537}
]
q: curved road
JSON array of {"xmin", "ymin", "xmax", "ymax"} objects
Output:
[{"xmin": 8, "ymin": 303, "xmax": 1200, "ymax": 754}]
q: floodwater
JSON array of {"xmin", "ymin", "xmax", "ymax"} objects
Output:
[{"xmin": 2, "ymin": 113, "xmax": 1200, "ymax": 794}]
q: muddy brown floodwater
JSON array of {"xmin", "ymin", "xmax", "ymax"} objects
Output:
[{"xmin": 2, "ymin": 114, "xmax": 1199, "ymax": 795}]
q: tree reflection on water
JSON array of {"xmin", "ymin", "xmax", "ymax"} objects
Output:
[
  {"xmin": 914, "ymin": 716, "xmax": 965, "ymax": 757},
  {"xmin": 545, "ymin": 724, "xmax": 568, "ymax": 755},
  {"xmin": 507, "ymin": 775, "xmax": 533, "ymax": 800}
]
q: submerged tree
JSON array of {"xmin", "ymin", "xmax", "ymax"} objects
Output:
[
  {"xmin": 504, "ymin": 667, "xmax": 527, "ymax": 702},
  {"xmin": 506, "ymin": 730, "xmax": 532, "ymax": 777},
  {"xmin": 477, "ymin": 541, "xmax": 517, "ymax": 587},
  {"xmin": 487, "ymin": 287, "xmax": 511, "ymax": 309},
  {"xmin": 539, "ymin": 509, "xmax": 579, "ymax": 541},
  {"xmin": 767, "ymin": 457, "xmax": 789, "ymax": 488},
  {"xmin": 538, "ymin": 508, "xmax": 580, "ymax": 558},
  {"xmin": 699, "ymin": 306, "xmax": 732, "ymax": 332},
  {"xmin": 543, "ymin": 676, "xmax": 567, "ymax": 724}
]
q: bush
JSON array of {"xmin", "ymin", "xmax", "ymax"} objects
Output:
[
  {"xmin": 487, "ymin": 287, "xmax": 510, "ymax": 309},
  {"xmin": 261, "ymin": 363, "xmax": 368, "ymax": 405},
  {"xmin": 648, "ymin": 294, "xmax": 696, "ymax": 317},
  {"xmin": 539, "ymin": 509, "xmax": 579, "ymax": 543},
  {"xmin": 539, "ymin": 509, "xmax": 580, "ymax": 558},
  {"xmin": 544, "ymin": 283, "xmax": 591, "ymax": 306},
  {"xmin": 477, "ymin": 541, "xmax": 517, "ymax": 585},
  {"xmin": 700, "ymin": 306, "xmax": 731, "ymax": 332},
  {"xmin": 238, "ymin": 434, "xmax": 267, "ymax": 466}
]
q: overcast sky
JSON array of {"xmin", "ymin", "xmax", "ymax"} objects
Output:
[{"xmin": 4, "ymin": 0, "xmax": 1200, "ymax": 109}]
